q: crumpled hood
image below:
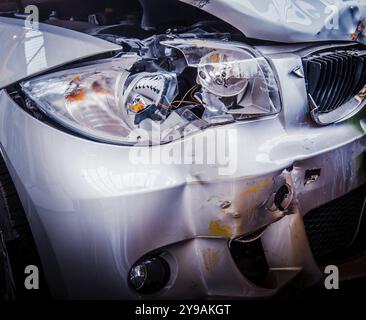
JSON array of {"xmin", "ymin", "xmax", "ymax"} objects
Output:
[{"xmin": 181, "ymin": 0, "xmax": 366, "ymax": 43}]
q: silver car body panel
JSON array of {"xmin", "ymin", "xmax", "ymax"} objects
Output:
[
  {"xmin": 0, "ymin": 48, "xmax": 365, "ymax": 298},
  {"xmin": 0, "ymin": 17, "xmax": 121, "ymax": 89},
  {"xmin": 0, "ymin": 14, "xmax": 365, "ymax": 298},
  {"xmin": 181, "ymin": 0, "xmax": 366, "ymax": 43}
]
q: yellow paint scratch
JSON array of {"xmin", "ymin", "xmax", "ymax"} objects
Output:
[
  {"xmin": 202, "ymin": 248, "xmax": 220, "ymax": 272},
  {"xmin": 209, "ymin": 219, "xmax": 233, "ymax": 238},
  {"xmin": 242, "ymin": 178, "xmax": 272, "ymax": 196}
]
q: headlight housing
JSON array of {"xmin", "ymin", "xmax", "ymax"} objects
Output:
[{"xmin": 21, "ymin": 39, "xmax": 281, "ymax": 146}]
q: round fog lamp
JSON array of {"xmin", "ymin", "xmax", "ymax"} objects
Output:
[{"xmin": 128, "ymin": 256, "xmax": 170, "ymax": 294}]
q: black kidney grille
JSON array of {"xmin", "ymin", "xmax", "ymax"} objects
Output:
[
  {"xmin": 303, "ymin": 50, "xmax": 366, "ymax": 113},
  {"xmin": 303, "ymin": 185, "xmax": 366, "ymax": 263}
]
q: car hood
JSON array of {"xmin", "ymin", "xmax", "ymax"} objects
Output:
[
  {"xmin": 0, "ymin": 17, "xmax": 120, "ymax": 89},
  {"xmin": 181, "ymin": 0, "xmax": 366, "ymax": 43},
  {"xmin": 1, "ymin": 1, "xmax": 365, "ymax": 90}
]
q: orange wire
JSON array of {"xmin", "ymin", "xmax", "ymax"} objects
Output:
[
  {"xmin": 173, "ymin": 85, "xmax": 199, "ymax": 109},
  {"xmin": 172, "ymin": 100, "xmax": 199, "ymax": 106}
]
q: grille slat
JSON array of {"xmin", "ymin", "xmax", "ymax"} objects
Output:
[
  {"xmin": 318, "ymin": 56, "xmax": 334, "ymax": 111},
  {"xmin": 314, "ymin": 59, "xmax": 328, "ymax": 104},
  {"xmin": 332, "ymin": 53, "xmax": 350, "ymax": 110},
  {"xmin": 354, "ymin": 55, "xmax": 366, "ymax": 95},
  {"xmin": 303, "ymin": 48, "xmax": 366, "ymax": 116},
  {"xmin": 307, "ymin": 61, "xmax": 321, "ymax": 97},
  {"xmin": 351, "ymin": 56, "xmax": 364, "ymax": 97},
  {"xmin": 343, "ymin": 55, "xmax": 357, "ymax": 103},
  {"xmin": 323, "ymin": 55, "xmax": 340, "ymax": 112},
  {"xmin": 328, "ymin": 53, "xmax": 346, "ymax": 111},
  {"xmin": 326, "ymin": 54, "xmax": 343, "ymax": 111},
  {"xmin": 339, "ymin": 53, "xmax": 354, "ymax": 109}
]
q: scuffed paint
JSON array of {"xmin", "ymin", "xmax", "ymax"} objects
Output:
[
  {"xmin": 201, "ymin": 247, "xmax": 220, "ymax": 271},
  {"xmin": 241, "ymin": 178, "xmax": 273, "ymax": 196},
  {"xmin": 197, "ymin": 171, "xmax": 296, "ymax": 240},
  {"xmin": 199, "ymin": 175, "xmax": 282, "ymax": 239},
  {"xmin": 209, "ymin": 219, "xmax": 233, "ymax": 237},
  {"xmin": 351, "ymin": 21, "xmax": 365, "ymax": 41}
]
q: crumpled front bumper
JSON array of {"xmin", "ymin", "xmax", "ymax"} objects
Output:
[{"xmin": 0, "ymin": 52, "xmax": 365, "ymax": 299}]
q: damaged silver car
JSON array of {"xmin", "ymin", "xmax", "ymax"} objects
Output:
[{"xmin": 0, "ymin": 0, "xmax": 365, "ymax": 299}]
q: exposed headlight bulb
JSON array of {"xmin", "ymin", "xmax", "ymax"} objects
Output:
[
  {"xmin": 197, "ymin": 50, "xmax": 257, "ymax": 97},
  {"xmin": 123, "ymin": 72, "xmax": 178, "ymax": 126}
]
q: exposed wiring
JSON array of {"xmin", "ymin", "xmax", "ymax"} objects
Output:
[
  {"xmin": 172, "ymin": 100, "xmax": 199, "ymax": 106},
  {"xmin": 172, "ymin": 85, "xmax": 199, "ymax": 108},
  {"xmin": 190, "ymin": 86, "xmax": 199, "ymax": 103}
]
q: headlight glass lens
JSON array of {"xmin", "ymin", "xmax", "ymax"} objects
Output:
[
  {"xmin": 22, "ymin": 58, "xmax": 141, "ymax": 144},
  {"xmin": 21, "ymin": 40, "xmax": 281, "ymax": 146}
]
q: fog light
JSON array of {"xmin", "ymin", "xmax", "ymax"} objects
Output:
[{"xmin": 128, "ymin": 256, "xmax": 170, "ymax": 294}]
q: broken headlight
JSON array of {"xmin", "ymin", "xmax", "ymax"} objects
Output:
[{"xmin": 21, "ymin": 40, "xmax": 280, "ymax": 146}]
